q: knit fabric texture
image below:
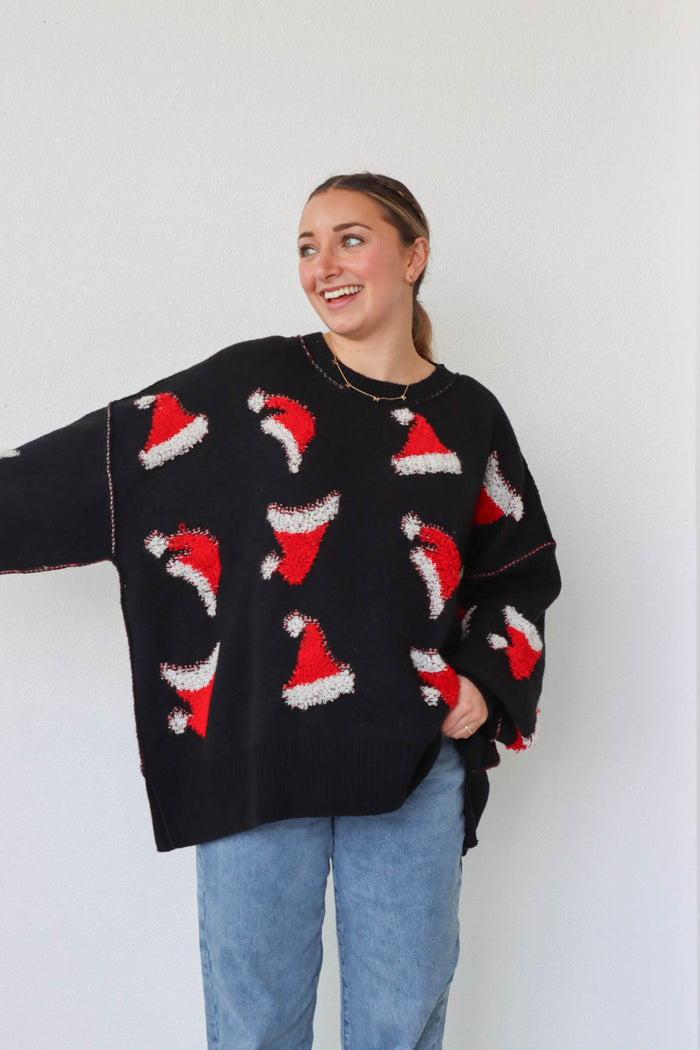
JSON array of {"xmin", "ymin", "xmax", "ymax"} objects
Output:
[{"xmin": 0, "ymin": 331, "xmax": 562, "ymax": 854}]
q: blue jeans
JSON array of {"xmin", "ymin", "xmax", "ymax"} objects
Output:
[{"xmin": 196, "ymin": 735, "xmax": 466, "ymax": 1050}]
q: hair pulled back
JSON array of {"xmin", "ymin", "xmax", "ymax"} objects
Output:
[{"xmin": 306, "ymin": 172, "xmax": 434, "ymax": 362}]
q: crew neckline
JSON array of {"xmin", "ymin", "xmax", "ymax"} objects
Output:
[{"xmin": 298, "ymin": 331, "xmax": 456, "ymax": 405}]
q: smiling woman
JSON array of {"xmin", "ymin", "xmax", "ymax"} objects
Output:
[
  {"xmin": 0, "ymin": 170, "xmax": 561, "ymax": 1050},
  {"xmin": 296, "ymin": 173, "xmax": 435, "ymax": 385}
]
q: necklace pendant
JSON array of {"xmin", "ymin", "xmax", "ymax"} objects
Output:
[{"xmin": 372, "ymin": 394, "xmax": 380, "ymax": 402}]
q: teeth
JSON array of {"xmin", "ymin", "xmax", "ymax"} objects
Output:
[{"xmin": 323, "ymin": 285, "xmax": 362, "ymax": 300}]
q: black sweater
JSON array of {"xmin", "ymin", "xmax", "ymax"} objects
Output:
[{"xmin": 0, "ymin": 331, "xmax": 562, "ymax": 854}]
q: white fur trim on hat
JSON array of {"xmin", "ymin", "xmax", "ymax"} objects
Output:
[
  {"xmin": 282, "ymin": 668, "xmax": 356, "ymax": 710},
  {"xmin": 483, "ymin": 452, "xmax": 524, "ymax": 520},
  {"xmin": 503, "ymin": 605, "xmax": 542, "ymax": 650},
  {"xmin": 260, "ymin": 416, "xmax": 301, "ymax": 473},
  {"xmin": 160, "ymin": 642, "xmax": 220, "ymax": 691},
  {"xmin": 409, "ymin": 647, "xmax": 448, "ymax": 673},
  {"xmin": 266, "ymin": 491, "xmax": 340, "ymax": 533},
  {"xmin": 166, "ymin": 562, "xmax": 217, "ymax": 617},
  {"xmin": 392, "ymin": 451, "xmax": 462, "ymax": 476},
  {"xmin": 419, "ymin": 685, "xmax": 442, "ymax": 706},
  {"xmin": 409, "ymin": 548, "xmax": 445, "ymax": 619},
  {"xmin": 487, "ymin": 633, "xmax": 508, "ymax": 649},
  {"xmin": 138, "ymin": 415, "xmax": 209, "ymax": 471},
  {"xmin": 460, "ymin": 604, "xmax": 477, "ymax": 637}
]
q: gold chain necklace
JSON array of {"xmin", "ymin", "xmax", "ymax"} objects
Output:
[{"xmin": 327, "ymin": 333, "xmax": 417, "ymax": 403}]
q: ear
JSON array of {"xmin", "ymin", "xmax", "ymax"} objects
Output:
[{"xmin": 407, "ymin": 237, "xmax": 429, "ymax": 279}]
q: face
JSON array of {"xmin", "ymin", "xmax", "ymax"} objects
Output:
[{"xmin": 297, "ymin": 188, "xmax": 427, "ymax": 339}]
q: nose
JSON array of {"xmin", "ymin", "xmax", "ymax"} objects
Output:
[{"xmin": 314, "ymin": 244, "xmax": 341, "ymax": 281}]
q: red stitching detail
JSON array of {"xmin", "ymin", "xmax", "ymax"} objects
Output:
[
  {"xmin": 0, "ymin": 559, "xmax": 106, "ymax": 575},
  {"xmin": 464, "ymin": 540, "xmax": 556, "ymax": 579},
  {"xmin": 298, "ymin": 334, "xmax": 347, "ymax": 393},
  {"xmin": 297, "ymin": 334, "xmax": 457, "ymax": 403},
  {"xmin": 106, "ymin": 404, "xmax": 116, "ymax": 557},
  {"xmin": 470, "ymin": 751, "xmax": 501, "ymax": 773}
]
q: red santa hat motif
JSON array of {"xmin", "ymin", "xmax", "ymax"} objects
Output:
[
  {"xmin": 261, "ymin": 491, "xmax": 340, "ymax": 585},
  {"xmin": 161, "ymin": 641, "xmax": 220, "ymax": 738},
  {"xmin": 135, "ymin": 393, "xmax": 208, "ymax": 470},
  {"xmin": 282, "ymin": 610, "xmax": 355, "ymax": 710},
  {"xmin": 247, "ymin": 388, "xmax": 315, "ymax": 473},
  {"xmin": 473, "ymin": 451, "xmax": 524, "ymax": 525},
  {"xmin": 487, "ymin": 605, "xmax": 542, "ymax": 680},
  {"xmin": 401, "ymin": 513, "xmax": 462, "ymax": 619},
  {"xmin": 458, "ymin": 603, "xmax": 477, "ymax": 638},
  {"xmin": 390, "ymin": 409, "xmax": 462, "ymax": 475},
  {"xmin": 410, "ymin": 647, "xmax": 460, "ymax": 709},
  {"xmin": 145, "ymin": 524, "xmax": 221, "ymax": 616}
]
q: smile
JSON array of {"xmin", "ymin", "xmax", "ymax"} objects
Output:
[{"xmin": 321, "ymin": 285, "xmax": 363, "ymax": 306}]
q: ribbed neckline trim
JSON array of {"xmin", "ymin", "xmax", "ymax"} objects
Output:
[{"xmin": 298, "ymin": 331, "xmax": 457, "ymax": 405}]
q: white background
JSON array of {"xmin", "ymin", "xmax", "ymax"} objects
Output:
[{"xmin": 0, "ymin": 2, "xmax": 697, "ymax": 1048}]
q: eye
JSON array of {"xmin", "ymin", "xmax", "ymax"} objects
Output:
[{"xmin": 297, "ymin": 233, "xmax": 364, "ymax": 258}]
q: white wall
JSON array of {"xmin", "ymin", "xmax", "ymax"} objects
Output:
[{"xmin": 1, "ymin": 2, "xmax": 696, "ymax": 1048}]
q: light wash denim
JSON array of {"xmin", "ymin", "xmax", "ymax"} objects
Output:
[{"xmin": 196, "ymin": 734, "xmax": 466, "ymax": 1050}]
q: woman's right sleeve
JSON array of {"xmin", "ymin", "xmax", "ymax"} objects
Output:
[{"xmin": 0, "ymin": 406, "xmax": 115, "ymax": 574}]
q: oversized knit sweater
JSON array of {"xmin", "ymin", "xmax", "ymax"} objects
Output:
[{"xmin": 0, "ymin": 331, "xmax": 561, "ymax": 854}]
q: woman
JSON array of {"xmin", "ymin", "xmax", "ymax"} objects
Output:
[{"xmin": 1, "ymin": 172, "xmax": 561, "ymax": 1049}]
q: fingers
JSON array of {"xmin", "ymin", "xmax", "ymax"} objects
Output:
[
  {"xmin": 441, "ymin": 673, "xmax": 490, "ymax": 738},
  {"xmin": 442, "ymin": 711, "xmax": 487, "ymax": 739},
  {"xmin": 442, "ymin": 704, "xmax": 487, "ymax": 736}
]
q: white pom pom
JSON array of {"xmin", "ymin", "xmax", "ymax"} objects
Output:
[
  {"xmin": 144, "ymin": 531, "xmax": 169, "ymax": 558},
  {"xmin": 283, "ymin": 611, "xmax": 307, "ymax": 637},
  {"xmin": 260, "ymin": 552, "xmax": 280, "ymax": 579},
  {"xmin": 168, "ymin": 708, "xmax": 191, "ymax": 734},
  {"xmin": 247, "ymin": 389, "xmax": 267, "ymax": 414},
  {"xmin": 401, "ymin": 512, "xmax": 422, "ymax": 540}
]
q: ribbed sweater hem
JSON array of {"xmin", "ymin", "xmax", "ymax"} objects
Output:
[{"xmin": 144, "ymin": 731, "xmax": 487, "ymax": 854}]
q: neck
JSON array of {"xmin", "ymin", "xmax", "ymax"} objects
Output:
[{"xmin": 322, "ymin": 329, "xmax": 434, "ymax": 385}]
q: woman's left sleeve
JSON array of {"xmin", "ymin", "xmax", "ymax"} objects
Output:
[{"xmin": 448, "ymin": 396, "xmax": 562, "ymax": 752}]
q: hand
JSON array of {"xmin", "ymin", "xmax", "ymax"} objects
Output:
[{"xmin": 441, "ymin": 674, "xmax": 489, "ymax": 739}]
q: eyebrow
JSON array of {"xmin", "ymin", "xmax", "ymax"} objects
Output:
[{"xmin": 297, "ymin": 222, "xmax": 372, "ymax": 241}]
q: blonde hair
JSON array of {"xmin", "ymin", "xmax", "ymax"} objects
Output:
[{"xmin": 306, "ymin": 172, "xmax": 434, "ymax": 362}]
